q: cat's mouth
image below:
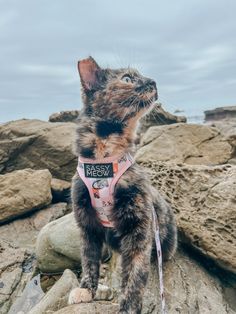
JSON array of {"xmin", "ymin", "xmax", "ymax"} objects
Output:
[{"xmin": 138, "ymin": 89, "xmax": 158, "ymax": 109}]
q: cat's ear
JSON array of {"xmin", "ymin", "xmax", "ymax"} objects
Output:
[{"xmin": 78, "ymin": 57, "xmax": 102, "ymax": 92}]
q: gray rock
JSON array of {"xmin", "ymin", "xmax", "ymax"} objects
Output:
[
  {"xmin": 0, "ymin": 169, "xmax": 52, "ymax": 224},
  {"xmin": 0, "ymin": 119, "xmax": 77, "ymax": 180},
  {"xmin": 8, "ymin": 274, "xmax": 44, "ymax": 314},
  {"xmin": 28, "ymin": 269, "xmax": 79, "ymax": 314},
  {"xmin": 36, "ymin": 213, "xmax": 81, "ymax": 273}
]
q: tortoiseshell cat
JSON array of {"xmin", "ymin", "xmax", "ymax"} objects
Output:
[{"xmin": 69, "ymin": 57, "xmax": 177, "ymax": 313}]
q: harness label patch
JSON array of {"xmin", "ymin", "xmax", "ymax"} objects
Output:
[{"xmin": 84, "ymin": 163, "xmax": 114, "ymax": 178}]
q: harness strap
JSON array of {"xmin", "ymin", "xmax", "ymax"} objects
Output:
[{"xmin": 151, "ymin": 206, "xmax": 167, "ymax": 314}]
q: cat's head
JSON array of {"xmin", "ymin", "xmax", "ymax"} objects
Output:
[{"xmin": 78, "ymin": 56, "xmax": 158, "ymax": 122}]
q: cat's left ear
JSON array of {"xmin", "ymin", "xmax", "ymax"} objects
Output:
[{"xmin": 78, "ymin": 57, "xmax": 103, "ymax": 92}]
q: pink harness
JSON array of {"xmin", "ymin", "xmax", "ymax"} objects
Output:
[
  {"xmin": 77, "ymin": 153, "xmax": 134, "ymax": 227},
  {"xmin": 77, "ymin": 153, "xmax": 167, "ymax": 313}
]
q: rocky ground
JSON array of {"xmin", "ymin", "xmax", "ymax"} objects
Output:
[{"xmin": 0, "ymin": 105, "xmax": 235, "ymax": 314}]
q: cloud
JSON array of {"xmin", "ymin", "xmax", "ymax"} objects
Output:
[{"xmin": 0, "ymin": 0, "xmax": 236, "ymax": 122}]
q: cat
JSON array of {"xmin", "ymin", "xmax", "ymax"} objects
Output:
[{"xmin": 68, "ymin": 57, "xmax": 177, "ymax": 313}]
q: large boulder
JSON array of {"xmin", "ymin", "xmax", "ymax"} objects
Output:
[
  {"xmin": 204, "ymin": 105, "xmax": 236, "ymax": 122},
  {"xmin": 140, "ymin": 161, "xmax": 236, "ymax": 274},
  {"xmin": 0, "ymin": 119, "xmax": 77, "ymax": 180},
  {"xmin": 0, "ymin": 169, "xmax": 52, "ymax": 224},
  {"xmin": 136, "ymin": 123, "xmax": 233, "ymax": 165},
  {"xmin": 36, "ymin": 213, "xmax": 81, "ymax": 273}
]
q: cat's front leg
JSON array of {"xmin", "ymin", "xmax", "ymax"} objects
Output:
[
  {"xmin": 118, "ymin": 230, "xmax": 152, "ymax": 314},
  {"xmin": 68, "ymin": 227, "xmax": 103, "ymax": 304}
]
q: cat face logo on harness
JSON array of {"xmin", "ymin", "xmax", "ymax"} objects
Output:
[
  {"xmin": 84, "ymin": 163, "xmax": 113, "ymax": 178},
  {"xmin": 92, "ymin": 179, "xmax": 109, "ymax": 190}
]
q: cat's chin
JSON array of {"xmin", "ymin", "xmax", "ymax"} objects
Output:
[{"xmin": 138, "ymin": 98, "xmax": 156, "ymax": 109}]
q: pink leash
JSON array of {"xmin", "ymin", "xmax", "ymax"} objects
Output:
[{"xmin": 151, "ymin": 206, "xmax": 167, "ymax": 314}]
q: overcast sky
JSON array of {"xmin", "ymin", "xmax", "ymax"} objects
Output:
[{"xmin": 0, "ymin": 0, "xmax": 236, "ymax": 122}]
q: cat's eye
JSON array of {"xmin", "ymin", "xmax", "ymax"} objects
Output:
[{"xmin": 121, "ymin": 75, "xmax": 133, "ymax": 84}]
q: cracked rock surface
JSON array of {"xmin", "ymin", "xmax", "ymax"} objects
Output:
[{"xmin": 140, "ymin": 161, "xmax": 236, "ymax": 273}]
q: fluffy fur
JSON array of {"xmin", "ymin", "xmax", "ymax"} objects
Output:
[{"xmin": 69, "ymin": 57, "xmax": 177, "ymax": 313}]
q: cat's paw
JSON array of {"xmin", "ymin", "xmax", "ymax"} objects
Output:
[{"xmin": 68, "ymin": 288, "xmax": 92, "ymax": 304}]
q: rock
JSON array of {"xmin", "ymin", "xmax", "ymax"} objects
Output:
[
  {"xmin": 8, "ymin": 274, "xmax": 44, "ymax": 314},
  {"xmin": 0, "ymin": 203, "xmax": 67, "ymax": 313},
  {"xmin": 36, "ymin": 213, "xmax": 81, "ymax": 273},
  {"xmin": 51, "ymin": 178, "xmax": 71, "ymax": 203},
  {"xmin": 207, "ymin": 120, "xmax": 236, "ymax": 165},
  {"xmin": 145, "ymin": 249, "xmax": 235, "ymax": 314},
  {"xmin": 136, "ymin": 123, "xmax": 233, "ymax": 165},
  {"xmin": 33, "ymin": 203, "xmax": 68, "ymax": 231},
  {"xmin": 137, "ymin": 103, "xmax": 186, "ymax": 139},
  {"xmin": 0, "ymin": 241, "xmax": 28, "ymax": 313},
  {"xmin": 53, "ymin": 303, "xmax": 119, "ymax": 314},
  {"xmin": 36, "ymin": 213, "xmax": 112, "ymax": 273},
  {"xmin": 140, "ymin": 161, "xmax": 236, "ymax": 274},
  {"xmin": 0, "ymin": 203, "xmax": 68, "ymax": 250},
  {"xmin": 28, "ymin": 269, "xmax": 79, "ymax": 314},
  {"xmin": 0, "ymin": 169, "xmax": 52, "ymax": 224},
  {"xmin": 48, "ymin": 249, "xmax": 235, "ymax": 314},
  {"xmin": 0, "ymin": 119, "xmax": 77, "ymax": 180},
  {"xmin": 49, "ymin": 110, "xmax": 79, "ymax": 123},
  {"xmin": 101, "ymin": 250, "xmax": 235, "ymax": 314},
  {"xmin": 205, "ymin": 105, "xmax": 236, "ymax": 122}
]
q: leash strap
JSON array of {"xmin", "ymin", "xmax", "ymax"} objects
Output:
[{"xmin": 151, "ymin": 206, "xmax": 167, "ymax": 314}]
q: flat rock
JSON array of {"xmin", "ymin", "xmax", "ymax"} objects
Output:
[
  {"xmin": 136, "ymin": 123, "xmax": 233, "ymax": 165},
  {"xmin": 141, "ymin": 161, "xmax": 236, "ymax": 273},
  {"xmin": 0, "ymin": 169, "xmax": 52, "ymax": 224},
  {"xmin": 0, "ymin": 119, "xmax": 77, "ymax": 180},
  {"xmin": 205, "ymin": 105, "xmax": 236, "ymax": 122}
]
